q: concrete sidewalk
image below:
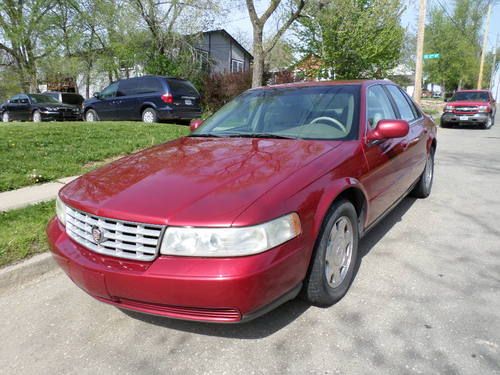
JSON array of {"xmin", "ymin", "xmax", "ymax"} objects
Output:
[{"xmin": 0, "ymin": 175, "xmax": 79, "ymax": 212}]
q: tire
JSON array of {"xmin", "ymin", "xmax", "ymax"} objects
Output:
[
  {"xmin": 440, "ymin": 120, "xmax": 449, "ymax": 128},
  {"xmin": 32, "ymin": 110, "xmax": 42, "ymax": 123},
  {"xmin": 481, "ymin": 115, "xmax": 493, "ymax": 129},
  {"xmin": 2, "ymin": 111, "xmax": 9, "ymax": 123},
  {"xmin": 304, "ymin": 200, "xmax": 359, "ymax": 307},
  {"xmin": 410, "ymin": 148, "xmax": 435, "ymax": 198},
  {"xmin": 142, "ymin": 107, "xmax": 157, "ymax": 123},
  {"xmin": 85, "ymin": 109, "xmax": 99, "ymax": 122}
]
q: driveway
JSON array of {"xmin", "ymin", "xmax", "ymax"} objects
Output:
[{"xmin": 1, "ymin": 115, "xmax": 499, "ymax": 374}]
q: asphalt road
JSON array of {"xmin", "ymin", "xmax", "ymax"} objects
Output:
[{"xmin": 1, "ymin": 115, "xmax": 499, "ymax": 375}]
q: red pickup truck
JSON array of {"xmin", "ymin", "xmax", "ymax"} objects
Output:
[{"xmin": 441, "ymin": 90, "xmax": 496, "ymax": 129}]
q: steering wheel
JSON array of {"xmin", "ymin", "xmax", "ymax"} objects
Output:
[{"xmin": 310, "ymin": 116, "xmax": 347, "ymax": 133}]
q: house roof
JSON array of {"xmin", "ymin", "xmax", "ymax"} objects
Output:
[{"xmin": 201, "ymin": 29, "xmax": 253, "ymax": 59}]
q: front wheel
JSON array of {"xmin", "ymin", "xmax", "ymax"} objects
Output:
[
  {"xmin": 304, "ymin": 200, "xmax": 359, "ymax": 307},
  {"xmin": 85, "ymin": 109, "xmax": 99, "ymax": 122},
  {"xmin": 481, "ymin": 115, "xmax": 493, "ymax": 129},
  {"xmin": 2, "ymin": 111, "xmax": 9, "ymax": 123},
  {"xmin": 32, "ymin": 110, "xmax": 42, "ymax": 123},
  {"xmin": 411, "ymin": 149, "xmax": 435, "ymax": 198},
  {"xmin": 142, "ymin": 108, "xmax": 157, "ymax": 123}
]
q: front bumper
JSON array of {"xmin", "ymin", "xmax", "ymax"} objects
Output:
[
  {"xmin": 441, "ymin": 112, "xmax": 489, "ymax": 125},
  {"xmin": 47, "ymin": 218, "xmax": 308, "ymax": 323},
  {"xmin": 40, "ymin": 112, "xmax": 82, "ymax": 121}
]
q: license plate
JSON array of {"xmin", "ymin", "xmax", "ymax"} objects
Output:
[
  {"xmin": 185, "ymin": 99, "xmax": 193, "ymax": 105},
  {"xmin": 459, "ymin": 116, "xmax": 468, "ymax": 121}
]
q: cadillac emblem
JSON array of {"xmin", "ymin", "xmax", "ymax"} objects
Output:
[{"xmin": 91, "ymin": 226, "xmax": 104, "ymax": 244}]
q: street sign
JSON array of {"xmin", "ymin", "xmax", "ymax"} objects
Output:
[{"xmin": 423, "ymin": 53, "xmax": 440, "ymax": 59}]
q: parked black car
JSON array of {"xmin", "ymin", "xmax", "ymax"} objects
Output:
[
  {"xmin": 43, "ymin": 92, "xmax": 85, "ymax": 108},
  {"xmin": 1, "ymin": 94, "xmax": 82, "ymax": 122},
  {"xmin": 83, "ymin": 75, "xmax": 202, "ymax": 123}
]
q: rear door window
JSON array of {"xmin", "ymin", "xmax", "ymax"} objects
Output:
[
  {"xmin": 117, "ymin": 78, "xmax": 139, "ymax": 96},
  {"xmin": 136, "ymin": 77, "xmax": 163, "ymax": 94},
  {"xmin": 166, "ymin": 79, "xmax": 199, "ymax": 97},
  {"xmin": 386, "ymin": 85, "xmax": 416, "ymax": 122}
]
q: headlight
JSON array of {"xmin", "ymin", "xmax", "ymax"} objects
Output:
[
  {"xmin": 444, "ymin": 105, "xmax": 454, "ymax": 112},
  {"xmin": 56, "ymin": 196, "xmax": 66, "ymax": 226},
  {"xmin": 160, "ymin": 213, "xmax": 301, "ymax": 257},
  {"xmin": 478, "ymin": 105, "xmax": 489, "ymax": 112}
]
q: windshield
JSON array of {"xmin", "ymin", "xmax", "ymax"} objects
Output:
[
  {"xmin": 29, "ymin": 94, "xmax": 60, "ymax": 104},
  {"xmin": 193, "ymin": 85, "xmax": 361, "ymax": 140},
  {"xmin": 452, "ymin": 91, "xmax": 489, "ymax": 102}
]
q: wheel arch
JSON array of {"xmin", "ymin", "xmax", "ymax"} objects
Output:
[
  {"xmin": 140, "ymin": 102, "xmax": 157, "ymax": 114},
  {"xmin": 312, "ymin": 179, "xmax": 369, "ymax": 241}
]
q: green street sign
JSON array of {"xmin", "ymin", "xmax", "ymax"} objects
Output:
[{"xmin": 423, "ymin": 53, "xmax": 440, "ymax": 59}]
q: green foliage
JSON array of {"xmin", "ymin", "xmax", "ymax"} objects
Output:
[
  {"xmin": 0, "ymin": 121, "xmax": 189, "ymax": 192},
  {"xmin": 424, "ymin": 0, "xmax": 489, "ymax": 91},
  {"xmin": 297, "ymin": 0, "xmax": 405, "ymax": 79},
  {"xmin": 0, "ymin": 201, "xmax": 55, "ymax": 268}
]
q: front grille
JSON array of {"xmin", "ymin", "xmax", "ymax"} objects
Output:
[
  {"xmin": 455, "ymin": 106, "xmax": 477, "ymax": 112},
  {"xmin": 65, "ymin": 206, "xmax": 164, "ymax": 261}
]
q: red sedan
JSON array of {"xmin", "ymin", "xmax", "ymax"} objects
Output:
[{"xmin": 47, "ymin": 80, "xmax": 437, "ymax": 323}]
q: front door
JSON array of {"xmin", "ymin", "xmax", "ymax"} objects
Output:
[
  {"xmin": 94, "ymin": 82, "xmax": 119, "ymax": 120},
  {"xmin": 361, "ymin": 84, "xmax": 409, "ymax": 225}
]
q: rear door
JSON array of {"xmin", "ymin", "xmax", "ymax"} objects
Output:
[
  {"xmin": 361, "ymin": 84, "xmax": 408, "ymax": 224},
  {"xmin": 18, "ymin": 95, "xmax": 32, "ymax": 120},
  {"xmin": 385, "ymin": 85, "xmax": 427, "ymax": 192},
  {"xmin": 165, "ymin": 79, "xmax": 201, "ymax": 115},
  {"xmin": 116, "ymin": 78, "xmax": 141, "ymax": 120}
]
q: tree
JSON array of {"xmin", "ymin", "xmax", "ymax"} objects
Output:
[
  {"xmin": 245, "ymin": 0, "xmax": 305, "ymax": 87},
  {"xmin": 424, "ymin": 0, "xmax": 489, "ymax": 91},
  {"xmin": 296, "ymin": 0, "xmax": 405, "ymax": 80},
  {"xmin": 0, "ymin": 0, "xmax": 56, "ymax": 91}
]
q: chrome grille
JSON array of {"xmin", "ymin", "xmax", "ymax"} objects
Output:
[
  {"xmin": 455, "ymin": 106, "xmax": 477, "ymax": 112},
  {"xmin": 65, "ymin": 206, "xmax": 164, "ymax": 261}
]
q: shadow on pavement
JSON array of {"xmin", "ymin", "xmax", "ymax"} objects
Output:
[{"xmin": 122, "ymin": 197, "xmax": 418, "ymax": 338}]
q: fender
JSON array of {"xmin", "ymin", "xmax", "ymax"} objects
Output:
[
  {"xmin": 312, "ymin": 176, "xmax": 370, "ymax": 240},
  {"xmin": 140, "ymin": 101, "xmax": 160, "ymax": 113}
]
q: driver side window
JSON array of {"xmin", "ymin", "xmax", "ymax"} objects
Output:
[
  {"xmin": 100, "ymin": 82, "xmax": 118, "ymax": 99},
  {"xmin": 367, "ymin": 85, "xmax": 396, "ymax": 128}
]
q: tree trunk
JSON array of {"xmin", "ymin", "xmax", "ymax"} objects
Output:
[{"xmin": 252, "ymin": 28, "xmax": 265, "ymax": 87}]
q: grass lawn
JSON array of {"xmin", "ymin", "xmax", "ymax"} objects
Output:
[
  {"xmin": 0, "ymin": 121, "xmax": 189, "ymax": 192},
  {"xmin": 0, "ymin": 201, "xmax": 55, "ymax": 268}
]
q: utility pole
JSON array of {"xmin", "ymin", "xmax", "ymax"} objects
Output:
[
  {"xmin": 490, "ymin": 34, "xmax": 498, "ymax": 90},
  {"xmin": 477, "ymin": 2, "xmax": 492, "ymax": 89},
  {"xmin": 413, "ymin": 0, "xmax": 427, "ymax": 104}
]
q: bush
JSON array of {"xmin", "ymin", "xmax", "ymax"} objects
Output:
[{"xmin": 200, "ymin": 71, "xmax": 252, "ymax": 114}]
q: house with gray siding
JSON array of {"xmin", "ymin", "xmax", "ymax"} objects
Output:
[{"xmin": 194, "ymin": 30, "xmax": 253, "ymax": 74}]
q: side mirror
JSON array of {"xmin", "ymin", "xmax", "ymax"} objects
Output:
[
  {"xmin": 189, "ymin": 118, "xmax": 204, "ymax": 132},
  {"xmin": 367, "ymin": 119, "xmax": 409, "ymax": 143},
  {"xmin": 93, "ymin": 92, "xmax": 101, "ymax": 99}
]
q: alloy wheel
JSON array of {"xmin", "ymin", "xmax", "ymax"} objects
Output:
[
  {"xmin": 324, "ymin": 216, "xmax": 354, "ymax": 288},
  {"xmin": 2, "ymin": 112, "xmax": 8, "ymax": 122},
  {"xmin": 86, "ymin": 111, "xmax": 94, "ymax": 122},
  {"xmin": 33, "ymin": 111, "xmax": 41, "ymax": 122},
  {"xmin": 143, "ymin": 110, "xmax": 155, "ymax": 123}
]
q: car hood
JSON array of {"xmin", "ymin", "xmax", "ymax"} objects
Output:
[{"xmin": 60, "ymin": 137, "xmax": 341, "ymax": 226}]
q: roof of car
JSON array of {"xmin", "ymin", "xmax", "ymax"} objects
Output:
[{"xmin": 254, "ymin": 80, "xmax": 393, "ymax": 90}]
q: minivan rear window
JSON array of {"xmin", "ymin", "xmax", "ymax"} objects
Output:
[{"xmin": 166, "ymin": 79, "xmax": 199, "ymax": 97}]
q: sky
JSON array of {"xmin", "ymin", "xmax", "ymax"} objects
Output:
[{"xmin": 224, "ymin": 0, "xmax": 500, "ymax": 52}]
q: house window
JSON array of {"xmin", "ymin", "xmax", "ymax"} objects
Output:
[
  {"xmin": 231, "ymin": 59, "xmax": 244, "ymax": 73},
  {"xmin": 195, "ymin": 49, "xmax": 210, "ymax": 72}
]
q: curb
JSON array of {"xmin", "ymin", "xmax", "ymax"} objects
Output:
[{"xmin": 0, "ymin": 253, "xmax": 58, "ymax": 293}]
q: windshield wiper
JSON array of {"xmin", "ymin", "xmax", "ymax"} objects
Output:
[{"xmin": 226, "ymin": 133, "xmax": 297, "ymax": 140}]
